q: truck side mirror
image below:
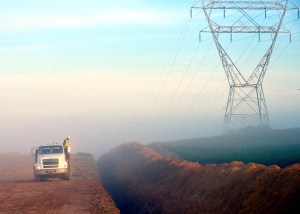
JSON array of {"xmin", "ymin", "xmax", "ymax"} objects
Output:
[{"xmin": 31, "ymin": 148, "xmax": 37, "ymax": 157}]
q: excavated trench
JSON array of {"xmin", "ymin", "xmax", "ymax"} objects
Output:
[{"xmin": 98, "ymin": 142, "xmax": 300, "ymax": 214}]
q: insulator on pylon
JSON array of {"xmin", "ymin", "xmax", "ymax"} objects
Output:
[{"xmin": 265, "ymin": 9, "xmax": 267, "ymax": 18}]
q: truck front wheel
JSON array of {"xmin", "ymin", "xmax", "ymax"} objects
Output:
[
  {"xmin": 34, "ymin": 175, "xmax": 41, "ymax": 182},
  {"xmin": 63, "ymin": 172, "xmax": 70, "ymax": 180},
  {"xmin": 63, "ymin": 167, "xmax": 70, "ymax": 180}
]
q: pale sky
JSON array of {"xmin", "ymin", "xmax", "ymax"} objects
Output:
[{"xmin": 0, "ymin": 0, "xmax": 299, "ymax": 156}]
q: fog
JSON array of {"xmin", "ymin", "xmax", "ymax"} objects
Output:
[
  {"xmin": 0, "ymin": 70, "xmax": 299, "ymax": 157},
  {"xmin": 0, "ymin": 104, "xmax": 225, "ymax": 157},
  {"xmin": 1, "ymin": 102, "xmax": 299, "ymax": 159},
  {"xmin": 0, "ymin": 0, "xmax": 299, "ymax": 157}
]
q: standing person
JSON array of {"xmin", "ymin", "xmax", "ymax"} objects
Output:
[{"xmin": 63, "ymin": 136, "xmax": 71, "ymax": 162}]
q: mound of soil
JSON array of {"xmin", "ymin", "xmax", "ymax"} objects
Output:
[{"xmin": 98, "ymin": 142, "xmax": 300, "ymax": 214}]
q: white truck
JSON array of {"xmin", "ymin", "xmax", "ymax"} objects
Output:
[{"xmin": 32, "ymin": 144, "xmax": 70, "ymax": 181}]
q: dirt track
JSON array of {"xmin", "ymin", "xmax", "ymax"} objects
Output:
[{"xmin": 0, "ymin": 153, "xmax": 119, "ymax": 214}]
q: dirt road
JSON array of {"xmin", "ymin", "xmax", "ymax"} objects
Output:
[{"xmin": 0, "ymin": 153, "xmax": 119, "ymax": 214}]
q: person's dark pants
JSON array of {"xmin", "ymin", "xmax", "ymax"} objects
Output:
[{"xmin": 64, "ymin": 148, "xmax": 69, "ymax": 162}]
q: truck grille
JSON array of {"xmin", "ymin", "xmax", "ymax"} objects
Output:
[{"xmin": 43, "ymin": 159, "xmax": 59, "ymax": 168}]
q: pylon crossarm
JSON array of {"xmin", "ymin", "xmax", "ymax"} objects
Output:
[
  {"xmin": 193, "ymin": 1, "xmax": 288, "ymax": 10},
  {"xmin": 200, "ymin": 26, "xmax": 290, "ymax": 33},
  {"xmin": 248, "ymin": 0, "xmax": 288, "ymax": 84}
]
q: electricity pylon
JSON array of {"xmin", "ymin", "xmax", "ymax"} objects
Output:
[{"xmin": 191, "ymin": 0, "xmax": 299, "ymax": 132}]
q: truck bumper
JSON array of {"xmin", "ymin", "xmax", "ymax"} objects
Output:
[{"xmin": 34, "ymin": 168, "xmax": 68, "ymax": 176}]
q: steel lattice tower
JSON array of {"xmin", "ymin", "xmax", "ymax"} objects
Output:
[{"xmin": 191, "ymin": 0, "xmax": 298, "ymax": 132}]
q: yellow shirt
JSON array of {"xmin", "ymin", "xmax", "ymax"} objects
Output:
[{"xmin": 63, "ymin": 138, "xmax": 70, "ymax": 148}]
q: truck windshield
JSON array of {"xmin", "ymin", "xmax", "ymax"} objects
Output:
[{"xmin": 38, "ymin": 146, "xmax": 63, "ymax": 154}]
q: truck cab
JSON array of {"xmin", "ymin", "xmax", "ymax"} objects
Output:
[{"xmin": 32, "ymin": 144, "xmax": 70, "ymax": 181}]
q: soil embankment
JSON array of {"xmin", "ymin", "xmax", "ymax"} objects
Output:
[
  {"xmin": 0, "ymin": 152, "xmax": 119, "ymax": 213},
  {"xmin": 98, "ymin": 142, "xmax": 300, "ymax": 214}
]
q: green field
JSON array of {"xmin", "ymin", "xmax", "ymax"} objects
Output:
[{"xmin": 149, "ymin": 128, "xmax": 300, "ymax": 167}]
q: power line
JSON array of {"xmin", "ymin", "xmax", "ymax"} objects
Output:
[
  {"xmin": 163, "ymin": 41, "xmax": 201, "ymax": 114},
  {"xmin": 186, "ymin": 33, "xmax": 257, "ymax": 117},
  {"xmin": 170, "ymin": 40, "xmax": 215, "ymax": 113},
  {"xmin": 196, "ymin": 34, "xmax": 259, "ymax": 116},
  {"xmin": 203, "ymin": 79, "xmax": 228, "ymax": 115},
  {"xmin": 148, "ymin": 18, "xmax": 193, "ymax": 97},
  {"xmin": 146, "ymin": 18, "xmax": 193, "ymax": 138},
  {"xmin": 268, "ymin": 19, "xmax": 299, "ymax": 69},
  {"xmin": 177, "ymin": 40, "xmax": 236, "ymax": 119},
  {"xmin": 190, "ymin": 38, "xmax": 256, "ymax": 118},
  {"xmin": 195, "ymin": 78, "xmax": 228, "ymax": 115},
  {"xmin": 148, "ymin": 18, "xmax": 192, "ymax": 115},
  {"xmin": 148, "ymin": 41, "xmax": 201, "ymax": 136},
  {"xmin": 183, "ymin": 57, "xmax": 223, "ymax": 117}
]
